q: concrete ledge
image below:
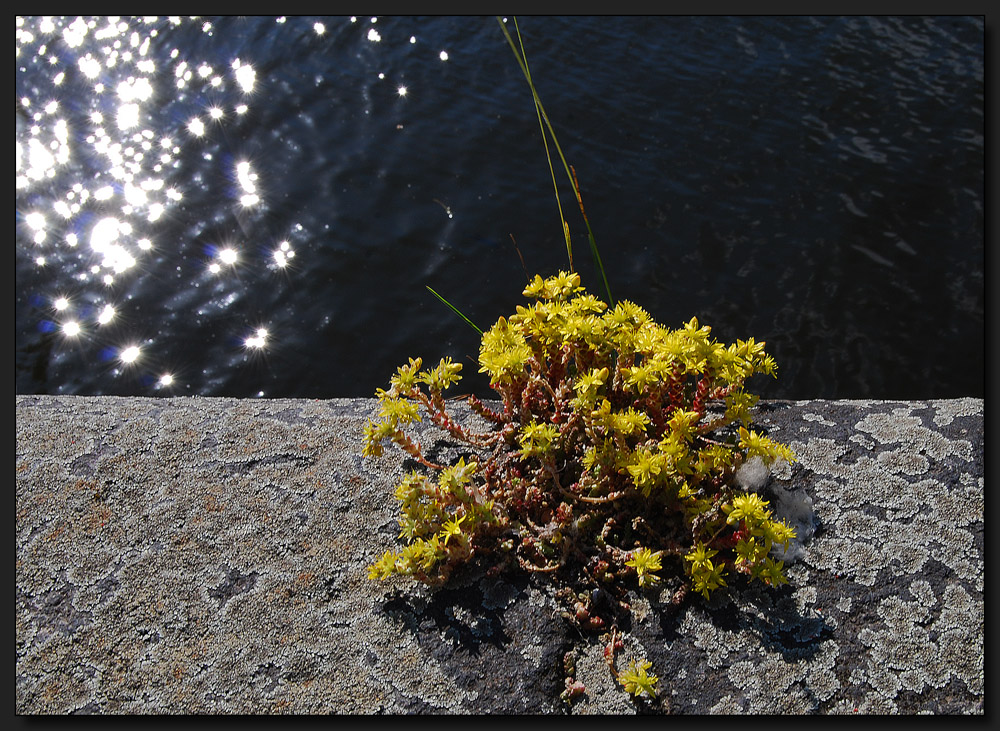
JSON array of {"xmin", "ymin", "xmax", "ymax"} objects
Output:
[{"xmin": 16, "ymin": 395, "xmax": 983, "ymax": 714}]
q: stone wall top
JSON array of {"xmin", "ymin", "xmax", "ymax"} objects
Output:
[{"xmin": 16, "ymin": 396, "xmax": 984, "ymax": 714}]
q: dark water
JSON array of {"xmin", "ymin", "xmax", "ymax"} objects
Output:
[{"xmin": 16, "ymin": 16, "xmax": 984, "ymax": 400}]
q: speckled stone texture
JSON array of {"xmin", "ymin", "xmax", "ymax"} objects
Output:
[{"xmin": 16, "ymin": 396, "xmax": 983, "ymax": 714}]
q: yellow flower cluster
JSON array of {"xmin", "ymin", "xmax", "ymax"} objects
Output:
[
  {"xmin": 367, "ymin": 458, "xmax": 500, "ymax": 583},
  {"xmin": 684, "ymin": 542, "xmax": 728, "ymax": 600},
  {"xmin": 363, "ymin": 270, "xmax": 798, "ymax": 622},
  {"xmin": 678, "ymin": 492, "xmax": 797, "ymax": 599},
  {"xmin": 723, "ymin": 492, "xmax": 797, "ymax": 587}
]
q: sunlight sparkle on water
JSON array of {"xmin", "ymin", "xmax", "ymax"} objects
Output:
[
  {"xmin": 120, "ymin": 345, "xmax": 141, "ymax": 364},
  {"xmin": 236, "ymin": 160, "xmax": 260, "ymax": 207},
  {"xmin": 89, "ymin": 216, "xmax": 137, "ymax": 275},
  {"xmin": 209, "ymin": 247, "xmax": 239, "ymax": 273},
  {"xmin": 232, "ymin": 59, "xmax": 255, "ymax": 93},
  {"xmin": 245, "ymin": 327, "xmax": 269, "ymax": 349},
  {"xmin": 272, "ymin": 240, "xmax": 295, "ymax": 268},
  {"xmin": 117, "ymin": 103, "xmax": 140, "ymax": 130},
  {"xmin": 14, "ymin": 16, "xmax": 405, "ymax": 394},
  {"xmin": 98, "ymin": 304, "xmax": 116, "ymax": 325},
  {"xmin": 25, "ymin": 211, "xmax": 46, "ymax": 234}
]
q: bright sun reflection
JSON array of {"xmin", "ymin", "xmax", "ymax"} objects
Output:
[
  {"xmin": 245, "ymin": 327, "xmax": 268, "ymax": 349},
  {"xmin": 209, "ymin": 245, "xmax": 239, "ymax": 274},
  {"xmin": 235, "ymin": 160, "xmax": 259, "ymax": 207},
  {"xmin": 120, "ymin": 344, "xmax": 141, "ymax": 364},
  {"xmin": 15, "ymin": 16, "xmax": 412, "ymax": 394},
  {"xmin": 272, "ymin": 240, "xmax": 295, "ymax": 268},
  {"xmin": 98, "ymin": 304, "xmax": 116, "ymax": 325},
  {"xmin": 232, "ymin": 59, "xmax": 255, "ymax": 93}
]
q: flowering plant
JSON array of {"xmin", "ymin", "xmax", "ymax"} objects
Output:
[{"xmin": 363, "ymin": 270, "xmax": 796, "ymax": 701}]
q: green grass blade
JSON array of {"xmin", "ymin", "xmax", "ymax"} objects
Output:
[
  {"xmin": 499, "ymin": 17, "xmax": 572, "ymax": 270},
  {"xmin": 497, "ymin": 16, "xmax": 613, "ymax": 305},
  {"xmin": 569, "ymin": 165, "xmax": 613, "ymax": 306},
  {"xmin": 426, "ymin": 286, "xmax": 483, "ymax": 335}
]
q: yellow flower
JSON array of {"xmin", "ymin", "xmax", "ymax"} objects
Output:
[
  {"xmin": 738, "ymin": 427, "xmax": 796, "ymax": 464},
  {"xmin": 764, "ymin": 518, "xmax": 797, "ymax": 552},
  {"xmin": 518, "ymin": 421, "xmax": 560, "ymax": 458},
  {"xmin": 735, "ymin": 536, "xmax": 766, "ymax": 568},
  {"xmin": 389, "ymin": 357, "xmax": 423, "ymax": 393},
  {"xmin": 368, "ymin": 550, "xmax": 399, "ymax": 580},
  {"xmin": 667, "ymin": 410, "xmax": 700, "ymax": 443},
  {"xmin": 684, "ymin": 541, "xmax": 719, "ymax": 570},
  {"xmin": 479, "ymin": 316, "xmax": 531, "ymax": 383},
  {"xmin": 440, "ymin": 513, "xmax": 467, "ymax": 545},
  {"xmin": 361, "ymin": 422, "xmax": 387, "ymax": 458},
  {"xmin": 522, "ymin": 273, "xmax": 548, "ymax": 299},
  {"xmin": 623, "ymin": 364, "xmax": 657, "ymax": 393},
  {"xmin": 438, "ymin": 457, "xmax": 478, "ymax": 500},
  {"xmin": 619, "ymin": 658, "xmax": 658, "ymax": 698},
  {"xmin": 626, "ymin": 447, "xmax": 664, "ymax": 495},
  {"xmin": 691, "ymin": 561, "xmax": 727, "ymax": 600},
  {"xmin": 418, "ymin": 356, "xmax": 464, "ymax": 391},
  {"xmin": 377, "ymin": 395, "xmax": 420, "ymax": 427},
  {"xmin": 625, "ymin": 547, "xmax": 663, "ymax": 587},
  {"xmin": 571, "ymin": 366, "xmax": 609, "ymax": 409},
  {"xmin": 611, "ymin": 407, "xmax": 651, "ymax": 437},
  {"xmin": 522, "ymin": 270, "xmax": 582, "ymax": 301},
  {"xmin": 723, "ymin": 492, "xmax": 771, "ymax": 525},
  {"xmin": 419, "ymin": 535, "xmax": 442, "ymax": 569},
  {"xmin": 758, "ymin": 557, "xmax": 789, "ymax": 587}
]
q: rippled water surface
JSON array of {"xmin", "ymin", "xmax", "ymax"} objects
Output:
[{"xmin": 15, "ymin": 16, "xmax": 984, "ymax": 399}]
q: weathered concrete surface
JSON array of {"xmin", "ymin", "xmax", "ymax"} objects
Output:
[{"xmin": 16, "ymin": 395, "xmax": 983, "ymax": 714}]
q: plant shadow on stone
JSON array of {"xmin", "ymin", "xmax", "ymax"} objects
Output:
[{"xmin": 378, "ymin": 564, "xmax": 574, "ymax": 713}]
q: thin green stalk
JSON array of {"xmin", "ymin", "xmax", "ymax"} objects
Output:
[
  {"xmin": 497, "ymin": 16, "xmax": 614, "ymax": 305},
  {"xmin": 507, "ymin": 18, "xmax": 572, "ymax": 272},
  {"xmin": 426, "ymin": 286, "xmax": 483, "ymax": 335}
]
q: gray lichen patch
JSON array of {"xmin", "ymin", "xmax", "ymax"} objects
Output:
[
  {"xmin": 853, "ymin": 411, "xmax": 975, "ymax": 463},
  {"xmin": 746, "ymin": 399, "xmax": 983, "ymax": 714},
  {"xmin": 16, "ymin": 396, "xmax": 983, "ymax": 714},
  {"xmin": 928, "ymin": 397, "xmax": 983, "ymax": 427}
]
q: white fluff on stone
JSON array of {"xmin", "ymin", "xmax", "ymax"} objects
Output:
[
  {"xmin": 771, "ymin": 485, "xmax": 816, "ymax": 563},
  {"xmin": 734, "ymin": 455, "xmax": 816, "ymax": 563},
  {"xmin": 735, "ymin": 455, "xmax": 771, "ymax": 492}
]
